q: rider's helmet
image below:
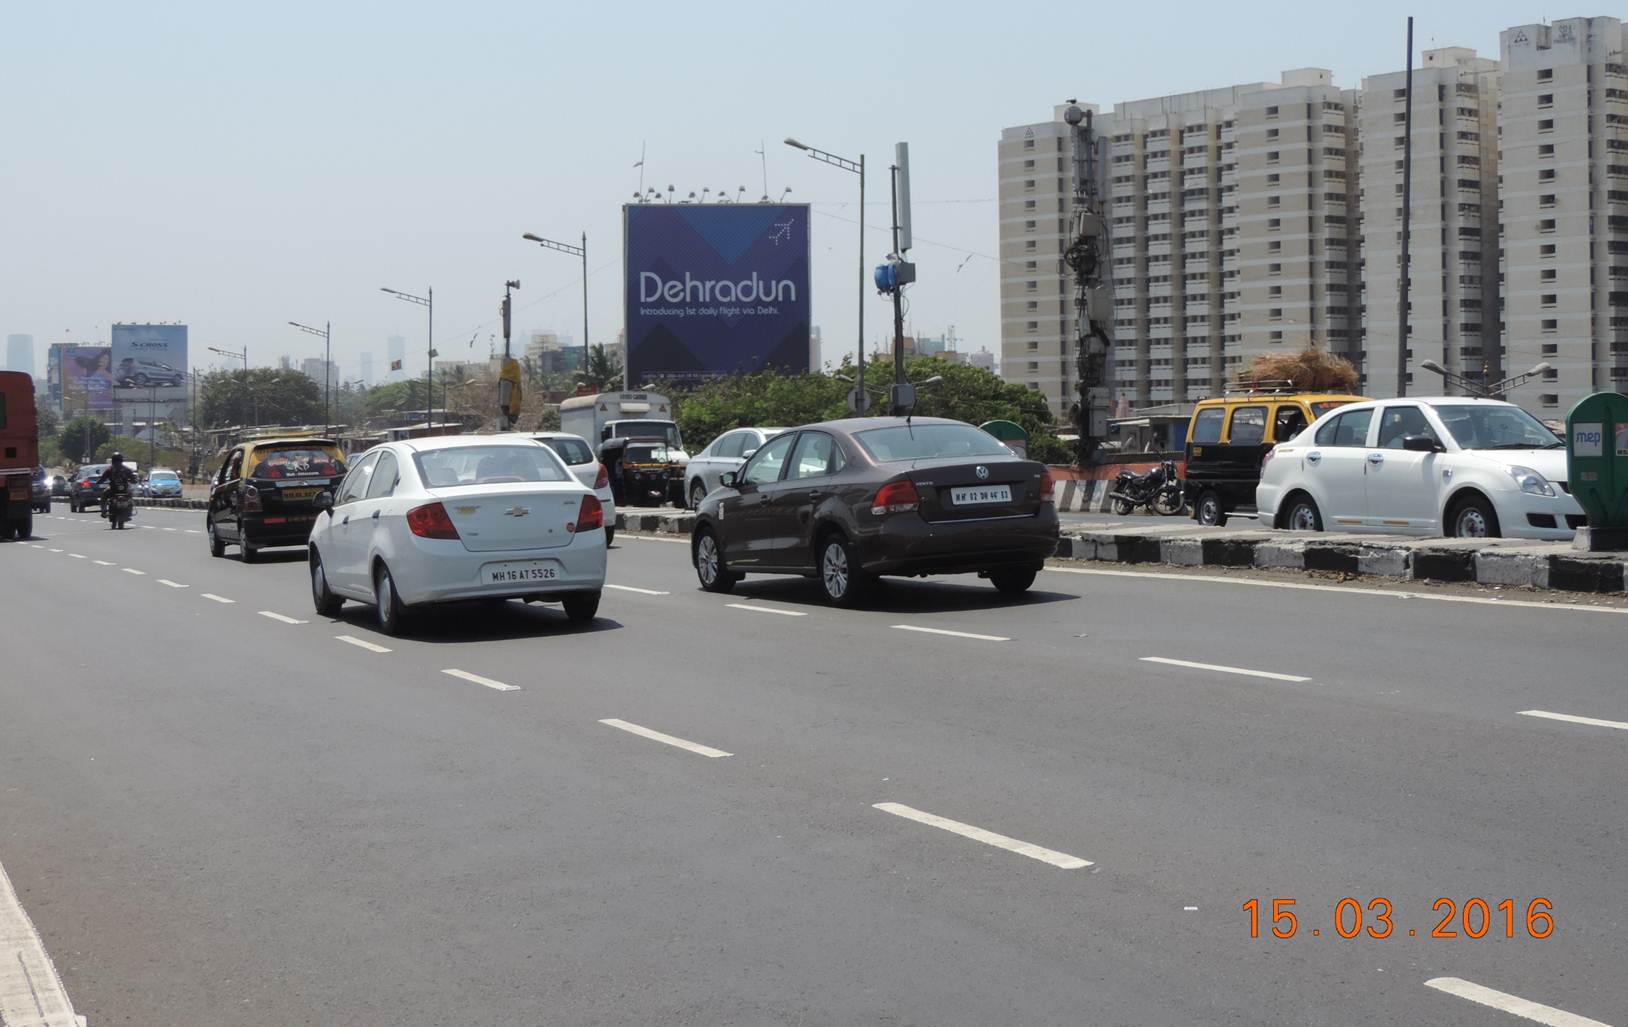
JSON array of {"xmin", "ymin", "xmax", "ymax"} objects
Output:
[{"xmin": 109, "ymin": 451, "xmax": 124, "ymax": 465}]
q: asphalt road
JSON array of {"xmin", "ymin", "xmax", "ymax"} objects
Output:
[{"xmin": 2, "ymin": 503, "xmax": 1624, "ymax": 1025}]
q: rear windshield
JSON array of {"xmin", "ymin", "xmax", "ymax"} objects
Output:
[
  {"xmin": 536, "ymin": 437, "xmax": 594, "ymax": 465},
  {"xmin": 414, "ymin": 445, "xmax": 572, "ymax": 488},
  {"xmin": 855, "ymin": 424, "xmax": 1012, "ymax": 462},
  {"xmin": 610, "ymin": 420, "xmax": 680, "ymax": 446},
  {"xmin": 247, "ymin": 446, "xmax": 346, "ymax": 479},
  {"xmin": 1311, "ymin": 400, "xmax": 1355, "ymax": 417}
]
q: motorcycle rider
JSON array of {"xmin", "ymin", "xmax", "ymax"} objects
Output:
[{"xmin": 95, "ymin": 452, "xmax": 138, "ymax": 519}]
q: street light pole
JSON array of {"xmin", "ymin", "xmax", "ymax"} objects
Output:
[
  {"xmin": 785, "ymin": 137, "xmax": 866, "ymax": 412},
  {"xmin": 208, "ymin": 345, "xmax": 252, "ymax": 427},
  {"xmin": 520, "ymin": 232, "xmax": 590, "ymax": 375},
  {"xmin": 288, "ymin": 319, "xmax": 333, "ymax": 435},
  {"xmin": 381, "ymin": 287, "xmax": 434, "ymax": 428}
]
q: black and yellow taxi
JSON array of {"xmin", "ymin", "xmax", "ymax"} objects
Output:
[
  {"xmin": 1184, "ymin": 386, "xmax": 1365, "ymax": 526},
  {"xmin": 206, "ymin": 436, "xmax": 347, "ymax": 561}
]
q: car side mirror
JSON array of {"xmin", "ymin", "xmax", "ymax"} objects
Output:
[
  {"xmin": 741, "ymin": 447, "xmax": 758, "ymax": 461},
  {"xmin": 719, "ymin": 471, "xmax": 739, "ymax": 489},
  {"xmin": 1401, "ymin": 434, "xmax": 1442, "ymax": 453},
  {"xmin": 312, "ymin": 491, "xmax": 335, "ymax": 510}
]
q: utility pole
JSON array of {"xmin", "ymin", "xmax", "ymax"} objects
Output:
[
  {"xmin": 1398, "ymin": 16, "xmax": 1415, "ymax": 397},
  {"xmin": 881, "ymin": 142, "xmax": 917, "ymax": 414},
  {"xmin": 1063, "ymin": 104, "xmax": 1113, "ymax": 465},
  {"xmin": 382, "ymin": 287, "xmax": 434, "ymax": 427},
  {"xmin": 784, "ymin": 138, "xmax": 866, "ymax": 412}
]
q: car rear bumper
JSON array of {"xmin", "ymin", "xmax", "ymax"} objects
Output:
[
  {"xmin": 393, "ymin": 536, "xmax": 609, "ymax": 605},
  {"xmin": 856, "ymin": 509, "xmax": 1059, "ymax": 576},
  {"xmin": 242, "ymin": 513, "xmax": 321, "ymax": 547}
]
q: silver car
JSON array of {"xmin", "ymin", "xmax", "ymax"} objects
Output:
[
  {"xmin": 526, "ymin": 431, "xmax": 619, "ymax": 546},
  {"xmin": 684, "ymin": 427, "xmax": 788, "ymax": 509}
]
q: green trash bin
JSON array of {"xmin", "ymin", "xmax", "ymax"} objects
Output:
[{"xmin": 1565, "ymin": 392, "xmax": 1628, "ymax": 551}]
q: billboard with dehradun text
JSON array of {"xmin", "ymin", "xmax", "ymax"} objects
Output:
[{"xmin": 623, "ymin": 203, "xmax": 810, "ymax": 386}]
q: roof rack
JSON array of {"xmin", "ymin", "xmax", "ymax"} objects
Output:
[{"xmin": 1222, "ymin": 377, "xmax": 1298, "ymax": 395}]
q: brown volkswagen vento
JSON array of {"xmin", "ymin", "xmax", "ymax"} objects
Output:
[{"xmin": 690, "ymin": 417, "xmax": 1060, "ymax": 606}]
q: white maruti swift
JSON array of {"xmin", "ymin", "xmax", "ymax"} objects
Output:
[
  {"xmin": 307, "ymin": 435, "xmax": 607, "ymax": 634},
  {"xmin": 1257, "ymin": 396, "xmax": 1585, "ymax": 541}
]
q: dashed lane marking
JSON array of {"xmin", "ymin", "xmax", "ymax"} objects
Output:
[
  {"xmin": 157, "ymin": 579, "xmax": 188, "ymax": 589},
  {"xmin": 121, "ymin": 568, "xmax": 146, "ymax": 576},
  {"xmin": 599, "ymin": 718, "xmax": 732, "ymax": 758},
  {"xmin": 1519, "ymin": 709, "xmax": 1628, "ymax": 733},
  {"xmin": 201, "ymin": 593, "xmax": 235, "ymax": 604},
  {"xmin": 68, "ymin": 553, "xmax": 85, "ymax": 559},
  {"xmin": 258, "ymin": 611, "xmax": 309, "ymax": 625},
  {"xmin": 46, "ymin": 548, "xmax": 62, "ymax": 553},
  {"xmin": 891, "ymin": 624, "xmax": 1010, "ymax": 642},
  {"xmin": 92, "ymin": 560, "xmax": 115, "ymax": 566},
  {"xmin": 441, "ymin": 668, "xmax": 520, "ymax": 692},
  {"xmin": 1423, "ymin": 977, "xmax": 1608, "ymax": 1027},
  {"xmin": 605, "ymin": 583, "xmax": 671, "ymax": 596},
  {"xmin": 724, "ymin": 602, "xmax": 806, "ymax": 617},
  {"xmin": 1141, "ymin": 656, "xmax": 1310, "ymax": 683},
  {"xmin": 872, "ymin": 802, "xmax": 1092, "ymax": 870},
  {"xmin": 335, "ymin": 635, "xmax": 391, "ymax": 653}
]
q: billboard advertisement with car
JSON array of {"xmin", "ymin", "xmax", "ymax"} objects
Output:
[
  {"xmin": 61, "ymin": 346, "xmax": 115, "ymax": 412},
  {"xmin": 623, "ymin": 203, "xmax": 810, "ymax": 386},
  {"xmin": 111, "ymin": 323, "xmax": 188, "ymax": 401}
]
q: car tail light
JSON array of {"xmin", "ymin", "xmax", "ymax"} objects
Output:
[
  {"xmin": 1039, "ymin": 468, "xmax": 1056, "ymax": 505},
  {"xmin": 241, "ymin": 484, "xmax": 262, "ymax": 513},
  {"xmin": 568, "ymin": 494, "xmax": 604, "ymax": 533},
  {"xmin": 406, "ymin": 501, "xmax": 460, "ymax": 540},
  {"xmin": 594, "ymin": 462, "xmax": 609, "ymax": 490},
  {"xmin": 1262, "ymin": 447, "xmax": 1276, "ymax": 472},
  {"xmin": 870, "ymin": 479, "xmax": 921, "ymax": 517}
]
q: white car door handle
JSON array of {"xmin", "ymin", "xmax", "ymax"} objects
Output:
[
  {"xmin": 1367, "ymin": 452, "xmax": 1384, "ymax": 465},
  {"xmin": 1307, "ymin": 451, "xmax": 1321, "ymax": 465},
  {"xmin": 371, "ymin": 510, "xmax": 381, "ymax": 520}
]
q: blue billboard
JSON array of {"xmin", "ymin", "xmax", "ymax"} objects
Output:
[
  {"xmin": 111, "ymin": 323, "xmax": 188, "ymax": 402},
  {"xmin": 623, "ymin": 204, "xmax": 810, "ymax": 385}
]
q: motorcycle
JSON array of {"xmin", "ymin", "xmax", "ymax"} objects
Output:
[
  {"xmin": 105, "ymin": 481, "xmax": 134, "ymax": 530},
  {"xmin": 1109, "ymin": 459, "xmax": 1186, "ymax": 516}
]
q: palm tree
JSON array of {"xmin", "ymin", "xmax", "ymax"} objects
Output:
[{"xmin": 582, "ymin": 345, "xmax": 623, "ymax": 391}]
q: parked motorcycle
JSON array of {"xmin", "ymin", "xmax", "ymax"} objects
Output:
[
  {"xmin": 1109, "ymin": 460, "xmax": 1186, "ymax": 516},
  {"xmin": 105, "ymin": 481, "xmax": 134, "ymax": 530}
]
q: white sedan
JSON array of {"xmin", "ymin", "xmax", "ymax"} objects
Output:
[
  {"xmin": 308, "ymin": 436, "xmax": 607, "ymax": 634},
  {"xmin": 1257, "ymin": 396, "xmax": 1583, "ymax": 540}
]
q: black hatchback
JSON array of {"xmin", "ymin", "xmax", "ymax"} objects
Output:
[{"xmin": 690, "ymin": 417, "xmax": 1059, "ymax": 606}]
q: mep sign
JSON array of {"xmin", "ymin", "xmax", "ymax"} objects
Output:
[{"xmin": 623, "ymin": 203, "xmax": 810, "ymax": 385}]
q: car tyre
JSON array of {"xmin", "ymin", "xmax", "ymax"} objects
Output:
[
  {"xmin": 310, "ymin": 551, "xmax": 343, "ymax": 616},
  {"xmin": 241, "ymin": 540, "xmax": 260, "ymax": 563},
  {"xmin": 1448, "ymin": 493, "xmax": 1501, "ymax": 539},
  {"xmin": 693, "ymin": 527, "xmax": 738, "ymax": 594},
  {"xmin": 1195, "ymin": 490, "xmax": 1228, "ymax": 527},
  {"xmin": 689, "ymin": 480, "xmax": 707, "ymax": 510},
  {"xmin": 1283, "ymin": 494, "xmax": 1323, "ymax": 532},
  {"xmin": 989, "ymin": 567, "xmax": 1037, "ymax": 595},
  {"xmin": 374, "ymin": 562, "xmax": 409, "ymax": 636},
  {"xmin": 604, "ymin": 526, "xmax": 616, "ymax": 547},
  {"xmin": 563, "ymin": 591, "xmax": 601, "ymax": 623},
  {"xmin": 208, "ymin": 517, "xmax": 226, "ymax": 557},
  {"xmin": 16, "ymin": 511, "xmax": 32, "ymax": 540},
  {"xmin": 818, "ymin": 531, "xmax": 872, "ymax": 608}
]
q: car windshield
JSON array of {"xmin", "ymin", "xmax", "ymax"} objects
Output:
[
  {"xmin": 414, "ymin": 445, "xmax": 572, "ymax": 488},
  {"xmin": 855, "ymin": 423, "xmax": 1013, "ymax": 462},
  {"xmin": 536, "ymin": 437, "xmax": 594, "ymax": 465},
  {"xmin": 610, "ymin": 420, "xmax": 680, "ymax": 446},
  {"xmin": 1434, "ymin": 404, "xmax": 1562, "ymax": 450},
  {"xmin": 247, "ymin": 446, "xmax": 346, "ymax": 479}
]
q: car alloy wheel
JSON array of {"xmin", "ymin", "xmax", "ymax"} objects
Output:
[
  {"xmin": 690, "ymin": 480, "xmax": 707, "ymax": 510},
  {"xmin": 821, "ymin": 540, "xmax": 849, "ymax": 599},
  {"xmin": 694, "ymin": 530, "xmax": 737, "ymax": 593},
  {"xmin": 1196, "ymin": 491, "xmax": 1225, "ymax": 526},
  {"xmin": 1287, "ymin": 499, "xmax": 1322, "ymax": 532}
]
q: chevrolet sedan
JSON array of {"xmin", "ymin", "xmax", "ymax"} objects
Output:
[
  {"xmin": 308, "ymin": 436, "xmax": 606, "ymax": 634},
  {"xmin": 690, "ymin": 417, "xmax": 1059, "ymax": 606}
]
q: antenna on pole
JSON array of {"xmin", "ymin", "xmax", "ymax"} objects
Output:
[{"xmin": 756, "ymin": 139, "xmax": 769, "ymax": 200}]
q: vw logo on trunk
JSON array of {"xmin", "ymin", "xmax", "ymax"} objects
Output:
[{"xmin": 975, "ymin": 465, "xmax": 990, "ymax": 480}]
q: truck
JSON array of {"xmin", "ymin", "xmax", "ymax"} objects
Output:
[
  {"xmin": 559, "ymin": 391, "xmax": 689, "ymax": 507},
  {"xmin": 1, "ymin": 371, "xmax": 41, "ymax": 540}
]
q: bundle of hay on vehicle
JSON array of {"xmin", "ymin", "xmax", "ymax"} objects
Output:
[{"xmin": 1235, "ymin": 347, "xmax": 1359, "ymax": 393}]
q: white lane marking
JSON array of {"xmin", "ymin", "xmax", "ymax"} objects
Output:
[
  {"xmin": 599, "ymin": 718, "xmax": 732, "ymax": 758},
  {"xmin": 184, "ymin": 529, "xmax": 201, "ymax": 534},
  {"xmin": 1046, "ymin": 565, "xmax": 1628, "ymax": 615},
  {"xmin": 1519, "ymin": 709, "xmax": 1628, "ymax": 732},
  {"xmin": 336, "ymin": 634, "xmax": 392, "ymax": 653},
  {"xmin": 1423, "ymin": 977, "xmax": 1609, "ymax": 1027},
  {"xmin": 46, "ymin": 548, "xmax": 62, "ymax": 553},
  {"xmin": 92, "ymin": 559, "xmax": 115, "ymax": 566},
  {"xmin": 139, "ymin": 524, "xmax": 155, "ymax": 529},
  {"xmin": 201, "ymin": 593, "xmax": 235, "ymax": 604},
  {"xmin": 724, "ymin": 602, "xmax": 806, "ymax": 617},
  {"xmin": 0, "ymin": 859, "xmax": 81, "ymax": 1027},
  {"xmin": 258, "ymin": 611, "xmax": 309, "ymax": 625},
  {"xmin": 441, "ymin": 668, "xmax": 521, "ymax": 692},
  {"xmin": 872, "ymin": 802, "xmax": 1092, "ymax": 869},
  {"xmin": 162, "ymin": 527, "xmax": 177, "ymax": 532},
  {"xmin": 1141, "ymin": 656, "xmax": 1310, "ymax": 683},
  {"xmin": 68, "ymin": 553, "xmax": 86, "ymax": 559},
  {"xmin": 157, "ymin": 579, "xmax": 188, "ymax": 589},
  {"xmin": 121, "ymin": 567, "xmax": 146, "ymax": 576},
  {"xmin": 891, "ymin": 624, "xmax": 1010, "ymax": 642},
  {"xmin": 606, "ymin": 583, "xmax": 671, "ymax": 596}
]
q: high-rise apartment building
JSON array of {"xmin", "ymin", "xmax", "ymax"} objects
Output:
[
  {"xmin": 359, "ymin": 352, "xmax": 374, "ymax": 387},
  {"xmin": 1500, "ymin": 17, "xmax": 1628, "ymax": 413},
  {"xmin": 300, "ymin": 357, "xmax": 337, "ymax": 394},
  {"xmin": 1001, "ymin": 71, "xmax": 1360, "ymax": 413},
  {"xmin": 5, "ymin": 334, "xmax": 33, "ymax": 377},
  {"xmin": 1360, "ymin": 47, "xmax": 1502, "ymax": 397}
]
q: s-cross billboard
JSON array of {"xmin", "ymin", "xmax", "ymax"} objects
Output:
[{"xmin": 623, "ymin": 203, "xmax": 810, "ymax": 385}]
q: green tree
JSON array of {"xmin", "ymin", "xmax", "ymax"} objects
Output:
[
  {"xmin": 59, "ymin": 416, "xmax": 111, "ymax": 464},
  {"xmin": 198, "ymin": 369, "xmax": 323, "ymax": 428},
  {"xmin": 581, "ymin": 345, "xmax": 623, "ymax": 391},
  {"xmin": 37, "ymin": 403, "xmax": 60, "ymax": 439},
  {"xmin": 535, "ymin": 406, "xmax": 561, "ymax": 431}
]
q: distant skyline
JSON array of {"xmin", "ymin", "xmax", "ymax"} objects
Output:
[{"xmin": 2, "ymin": 1, "xmax": 1553, "ymax": 407}]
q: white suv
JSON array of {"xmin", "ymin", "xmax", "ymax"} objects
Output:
[{"xmin": 1257, "ymin": 396, "xmax": 1583, "ymax": 540}]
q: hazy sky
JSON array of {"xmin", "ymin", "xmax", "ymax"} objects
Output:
[{"xmin": 1, "ymin": 1, "xmax": 1548, "ymax": 383}]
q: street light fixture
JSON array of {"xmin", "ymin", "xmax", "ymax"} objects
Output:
[
  {"xmin": 785, "ymin": 136, "xmax": 866, "ymax": 412},
  {"xmin": 208, "ymin": 345, "xmax": 254, "ymax": 427},
  {"xmin": 381, "ymin": 287, "xmax": 434, "ymax": 427},
  {"xmin": 1419, "ymin": 359, "xmax": 1552, "ymax": 398},
  {"xmin": 520, "ymin": 232, "xmax": 590, "ymax": 377},
  {"xmin": 288, "ymin": 319, "xmax": 332, "ymax": 435}
]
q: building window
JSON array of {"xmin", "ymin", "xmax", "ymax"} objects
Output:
[
  {"xmin": 1023, "ymin": 159, "xmax": 1035, "ymax": 170},
  {"xmin": 1266, "ymin": 105, "xmax": 1279, "ymax": 118},
  {"xmin": 1023, "ymin": 139, "xmax": 1035, "ymax": 150},
  {"xmin": 1542, "ymin": 268, "xmax": 1557, "ymax": 281},
  {"xmin": 1540, "ymin": 168, "xmax": 1557, "ymax": 182},
  {"xmin": 1269, "ymin": 286, "xmax": 1283, "ymax": 298},
  {"xmin": 1542, "ymin": 319, "xmax": 1558, "ymax": 333},
  {"xmin": 1267, "ymin": 150, "xmax": 1280, "ymax": 164},
  {"xmin": 1269, "ymin": 308, "xmax": 1283, "ymax": 320},
  {"xmin": 1267, "ymin": 128, "xmax": 1279, "ymax": 140},
  {"xmin": 1539, "ymin": 93, "xmax": 1554, "ymax": 107},
  {"xmin": 1268, "ymin": 195, "xmax": 1280, "ymax": 208},
  {"xmin": 1539, "ymin": 393, "xmax": 1559, "ymax": 407},
  {"xmin": 1541, "ymin": 243, "xmax": 1556, "ymax": 256},
  {"xmin": 1026, "ymin": 320, "xmax": 1038, "ymax": 332},
  {"xmin": 1539, "ymin": 219, "xmax": 1557, "ymax": 233},
  {"xmin": 1540, "ymin": 194, "xmax": 1557, "ymax": 208},
  {"xmin": 1538, "ymin": 69, "xmax": 1553, "ymax": 82},
  {"xmin": 1269, "ymin": 262, "xmax": 1282, "ymax": 276},
  {"xmin": 1026, "ymin": 280, "xmax": 1038, "ymax": 292},
  {"xmin": 1268, "ymin": 218, "xmax": 1281, "ymax": 231},
  {"xmin": 1539, "ymin": 119, "xmax": 1555, "ymax": 133},
  {"xmin": 1024, "ymin": 199, "xmax": 1037, "ymax": 210},
  {"xmin": 1024, "ymin": 179, "xmax": 1036, "ymax": 191},
  {"xmin": 1542, "ymin": 293, "xmax": 1558, "ymax": 307},
  {"xmin": 1542, "ymin": 343, "xmax": 1559, "ymax": 356},
  {"xmin": 1269, "ymin": 240, "xmax": 1282, "ymax": 253},
  {"xmin": 1024, "ymin": 220, "xmax": 1036, "ymax": 232},
  {"xmin": 1269, "ymin": 330, "xmax": 1283, "ymax": 342},
  {"xmin": 1539, "ymin": 144, "xmax": 1555, "ymax": 157}
]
